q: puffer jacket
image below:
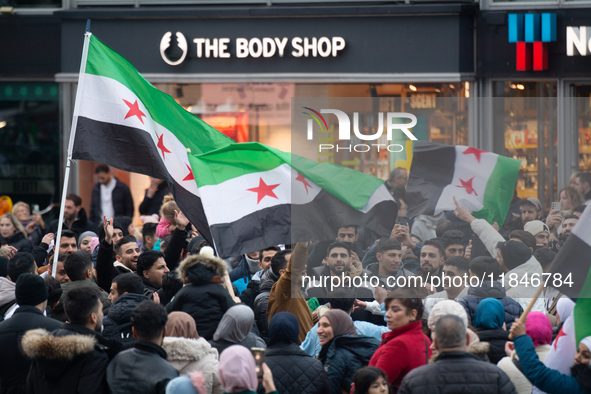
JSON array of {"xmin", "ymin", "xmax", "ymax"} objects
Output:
[
  {"xmin": 369, "ymin": 320, "xmax": 431, "ymax": 391},
  {"xmin": 107, "ymin": 340, "xmax": 178, "ymax": 394},
  {"xmin": 514, "ymin": 334, "xmax": 591, "ymax": 394},
  {"xmin": 398, "ymin": 351, "xmax": 517, "ymax": 394},
  {"xmin": 258, "ymin": 342, "xmax": 330, "ymax": 394},
  {"xmin": 478, "ymin": 328, "xmax": 510, "ymax": 364},
  {"xmin": 0, "ymin": 232, "xmax": 32, "ymax": 253},
  {"xmin": 162, "ymin": 337, "xmax": 222, "ymax": 394},
  {"xmin": 458, "ymin": 281, "xmax": 523, "ymax": 329},
  {"xmin": 22, "ymin": 325, "xmax": 113, "ymax": 394},
  {"xmin": 166, "ymin": 256, "xmax": 235, "ymax": 340},
  {"xmin": 497, "ymin": 344, "xmax": 551, "ymax": 393},
  {"xmin": 102, "ymin": 293, "xmax": 150, "ymax": 346},
  {"xmin": 319, "ymin": 335, "xmax": 380, "ymax": 394},
  {"xmin": 254, "ymin": 269, "xmax": 279, "ymax": 342}
]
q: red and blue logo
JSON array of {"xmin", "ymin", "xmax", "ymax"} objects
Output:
[{"xmin": 508, "ymin": 13, "xmax": 556, "ymax": 71}]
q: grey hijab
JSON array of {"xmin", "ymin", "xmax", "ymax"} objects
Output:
[{"xmin": 213, "ymin": 304, "xmax": 254, "ymax": 343}]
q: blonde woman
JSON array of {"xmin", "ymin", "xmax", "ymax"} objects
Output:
[
  {"xmin": 12, "ymin": 202, "xmax": 45, "ymax": 246},
  {"xmin": 0, "ymin": 213, "xmax": 32, "ymax": 252}
]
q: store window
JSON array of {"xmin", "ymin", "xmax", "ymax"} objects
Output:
[
  {"xmin": 492, "ymin": 81, "xmax": 557, "ymax": 209},
  {"xmin": 574, "ymin": 85, "xmax": 591, "ymax": 179},
  {"xmin": 0, "ymin": 0, "xmax": 61, "ymax": 7},
  {"xmin": 0, "ymin": 82, "xmax": 60, "ymax": 214}
]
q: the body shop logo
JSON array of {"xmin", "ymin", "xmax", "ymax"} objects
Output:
[
  {"xmin": 508, "ymin": 13, "xmax": 556, "ymax": 71},
  {"xmin": 303, "ymin": 107, "xmax": 417, "ymax": 152},
  {"xmin": 160, "ymin": 32, "xmax": 188, "ymax": 66}
]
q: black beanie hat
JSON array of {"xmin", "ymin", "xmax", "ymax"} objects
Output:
[
  {"xmin": 15, "ymin": 274, "xmax": 48, "ymax": 306},
  {"xmin": 499, "ymin": 240, "xmax": 532, "ymax": 271}
]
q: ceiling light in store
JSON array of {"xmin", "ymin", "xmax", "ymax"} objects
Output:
[
  {"xmin": 409, "ymin": 85, "xmax": 417, "ymax": 92},
  {"xmin": 216, "ymin": 97, "xmax": 239, "ymax": 112},
  {"xmin": 517, "ymin": 84, "xmax": 525, "ymax": 90},
  {"xmin": 0, "ymin": 121, "xmax": 6, "ymax": 129},
  {"xmin": 510, "ymin": 84, "xmax": 517, "ymax": 89},
  {"xmin": 449, "ymin": 84, "xmax": 455, "ymax": 89},
  {"xmin": 434, "ymin": 88, "xmax": 441, "ymax": 93}
]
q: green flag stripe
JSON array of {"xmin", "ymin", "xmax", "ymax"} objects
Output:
[
  {"xmin": 473, "ymin": 155, "xmax": 521, "ymax": 226},
  {"xmin": 575, "ymin": 267, "xmax": 591, "ymax": 345},
  {"xmin": 85, "ymin": 35, "xmax": 233, "ymax": 155}
]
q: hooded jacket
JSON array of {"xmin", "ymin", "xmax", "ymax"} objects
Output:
[
  {"xmin": 107, "ymin": 340, "xmax": 178, "ymax": 394},
  {"xmin": 47, "ymin": 207, "xmax": 96, "ymax": 239},
  {"xmin": 0, "ymin": 306, "xmax": 62, "ymax": 394},
  {"xmin": 319, "ymin": 335, "xmax": 380, "ymax": 394},
  {"xmin": 514, "ymin": 334, "xmax": 591, "ymax": 394},
  {"xmin": 102, "ymin": 293, "xmax": 150, "ymax": 346},
  {"xmin": 208, "ymin": 305, "xmax": 266, "ymax": 355},
  {"xmin": 398, "ymin": 351, "xmax": 517, "ymax": 394},
  {"xmin": 369, "ymin": 320, "xmax": 432, "ymax": 391},
  {"xmin": 457, "ymin": 281, "xmax": 524, "ymax": 329},
  {"xmin": 0, "ymin": 232, "xmax": 32, "ymax": 253},
  {"xmin": 166, "ymin": 255, "xmax": 235, "ymax": 340},
  {"xmin": 162, "ymin": 337, "xmax": 223, "ymax": 394},
  {"xmin": 253, "ymin": 268, "xmax": 280, "ymax": 342},
  {"xmin": 22, "ymin": 325, "xmax": 112, "ymax": 394}
]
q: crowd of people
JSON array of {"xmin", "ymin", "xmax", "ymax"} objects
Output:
[{"xmin": 0, "ymin": 165, "xmax": 590, "ymax": 394}]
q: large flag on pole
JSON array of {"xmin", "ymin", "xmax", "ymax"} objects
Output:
[
  {"xmin": 406, "ymin": 141, "xmax": 521, "ymax": 225},
  {"xmin": 71, "ymin": 34, "xmax": 397, "ymax": 257},
  {"xmin": 548, "ymin": 206, "xmax": 591, "ymax": 345}
]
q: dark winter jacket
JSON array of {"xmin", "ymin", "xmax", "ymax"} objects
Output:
[
  {"xmin": 239, "ymin": 273, "xmax": 261, "ymax": 309},
  {"xmin": 52, "ymin": 280, "xmax": 111, "ymax": 323},
  {"xmin": 89, "ymin": 177, "xmax": 134, "ymax": 224},
  {"xmin": 0, "ymin": 306, "xmax": 62, "ymax": 394},
  {"xmin": 107, "ymin": 340, "xmax": 178, "ymax": 394},
  {"xmin": 141, "ymin": 276, "xmax": 160, "ymax": 298},
  {"xmin": 166, "ymin": 256, "xmax": 235, "ymax": 340},
  {"xmin": 258, "ymin": 342, "xmax": 330, "ymax": 394},
  {"xmin": 514, "ymin": 334, "xmax": 591, "ymax": 394},
  {"xmin": 102, "ymin": 293, "xmax": 150, "ymax": 346},
  {"xmin": 22, "ymin": 324, "xmax": 115, "ymax": 394},
  {"xmin": 307, "ymin": 240, "xmax": 366, "ymax": 274},
  {"xmin": 0, "ymin": 232, "xmax": 32, "ymax": 253},
  {"xmin": 318, "ymin": 335, "xmax": 380, "ymax": 394},
  {"xmin": 458, "ymin": 281, "xmax": 523, "ymax": 329},
  {"xmin": 254, "ymin": 269, "xmax": 280, "ymax": 342},
  {"xmin": 369, "ymin": 320, "xmax": 432, "ymax": 390},
  {"xmin": 398, "ymin": 351, "xmax": 517, "ymax": 394},
  {"xmin": 47, "ymin": 207, "xmax": 96, "ymax": 239},
  {"xmin": 477, "ymin": 328, "xmax": 510, "ymax": 364},
  {"xmin": 96, "ymin": 227, "xmax": 187, "ymax": 292},
  {"xmin": 209, "ymin": 332, "xmax": 265, "ymax": 355},
  {"xmin": 138, "ymin": 183, "xmax": 170, "ymax": 216},
  {"xmin": 31, "ymin": 242, "xmax": 50, "ymax": 268}
]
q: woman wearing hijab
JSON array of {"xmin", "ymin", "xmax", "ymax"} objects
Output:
[
  {"xmin": 219, "ymin": 345, "xmax": 277, "ymax": 394},
  {"xmin": 510, "ymin": 319, "xmax": 591, "ymax": 394},
  {"xmin": 317, "ymin": 309, "xmax": 379, "ymax": 394},
  {"xmin": 78, "ymin": 231, "xmax": 98, "ymax": 254},
  {"xmin": 162, "ymin": 312, "xmax": 223, "ymax": 394},
  {"xmin": 498, "ymin": 312, "xmax": 553, "ymax": 393},
  {"xmin": 209, "ymin": 304, "xmax": 265, "ymax": 355},
  {"xmin": 474, "ymin": 298, "xmax": 509, "ymax": 364},
  {"xmin": 555, "ymin": 297, "xmax": 576, "ymax": 333},
  {"xmin": 260, "ymin": 312, "xmax": 330, "ymax": 394}
]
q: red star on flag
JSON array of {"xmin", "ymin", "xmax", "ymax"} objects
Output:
[
  {"xmin": 456, "ymin": 177, "xmax": 478, "ymax": 196},
  {"xmin": 554, "ymin": 327, "xmax": 567, "ymax": 350},
  {"xmin": 156, "ymin": 132, "xmax": 172, "ymax": 161},
  {"xmin": 295, "ymin": 172, "xmax": 313, "ymax": 194},
  {"xmin": 247, "ymin": 178, "xmax": 280, "ymax": 204},
  {"xmin": 123, "ymin": 99, "xmax": 146, "ymax": 124},
  {"xmin": 183, "ymin": 163, "xmax": 194, "ymax": 182},
  {"xmin": 463, "ymin": 147, "xmax": 486, "ymax": 163}
]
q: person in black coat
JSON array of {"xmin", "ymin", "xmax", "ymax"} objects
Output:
[
  {"xmin": 22, "ymin": 287, "xmax": 121, "ymax": 394},
  {"xmin": 473, "ymin": 298, "xmax": 510, "ymax": 364},
  {"xmin": 0, "ymin": 274, "xmax": 62, "ymax": 394},
  {"xmin": 0, "ymin": 214, "xmax": 32, "ymax": 253},
  {"xmin": 138, "ymin": 178, "xmax": 170, "ymax": 216},
  {"xmin": 399, "ymin": 315, "xmax": 516, "ymax": 394},
  {"xmin": 107, "ymin": 301, "xmax": 178, "ymax": 394},
  {"xmin": 89, "ymin": 165, "xmax": 134, "ymax": 224},
  {"xmin": 458, "ymin": 281, "xmax": 523, "ymax": 330},
  {"xmin": 166, "ymin": 254, "xmax": 235, "ymax": 340},
  {"xmin": 258, "ymin": 312, "xmax": 330, "ymax": 394}
]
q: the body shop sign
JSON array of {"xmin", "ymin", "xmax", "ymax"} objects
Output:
[{"xmin": 160, "ymin": 32, "xmax": 346, "ymax": 66}]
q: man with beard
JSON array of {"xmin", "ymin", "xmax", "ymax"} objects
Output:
[
  {"xmin": 52, "ymin": 251, "xmax": 110, "ymax": 322},
  {"xmin": 416, "ymin": 240, "xmax": 446, "ymax": 294},
  {"xmin": 306, "ymin": 225, "xmax": 365, "ymax": 275},
  {"xmin": 47, "ymin": 194, "xmax": 96, "ymax": 238}
]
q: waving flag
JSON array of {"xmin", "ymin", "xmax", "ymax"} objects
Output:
[
  {"xmin": 406, "ymin": 141, "xmax": 521, "ymax": 225},
  {"xmin": 70, "ymin": 34, "xmax": 397, "ymax": 257}
]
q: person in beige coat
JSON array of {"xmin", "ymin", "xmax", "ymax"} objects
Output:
[{"xmin": 162, "ymin": 312, "xmax": 223, "ymax": 394}]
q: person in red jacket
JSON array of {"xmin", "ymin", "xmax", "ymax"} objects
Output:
[{"xmin": 369, "ymin": 288, "xmax": 431, "ymax": 392}]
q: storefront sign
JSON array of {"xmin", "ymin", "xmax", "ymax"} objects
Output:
[
  {"xmin": 567, "ymin": 26, "xmax": 591, "ymax": 56},
  {"xmin": 507, "ymin": 13, "xmax": 556, "ymax": 71},
  {"xmin": 160, "ymin": 33, "xmax": 345, "ymax": 65}
]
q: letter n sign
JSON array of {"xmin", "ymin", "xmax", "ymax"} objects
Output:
[{"xmin": 508, "ymin": 13, "xmax": 556, "ymax": 71}]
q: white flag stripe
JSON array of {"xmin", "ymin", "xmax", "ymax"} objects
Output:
[
  {"xmin": 572, "ymin": 204, "xmax": 591, "ymax": 248},
  {"xmin": 199, "ymin": 164, "xmax": 322, "ymax": 226},
  {"xmin": 361, "ymin": 184, "xmax": 395, "ymax": 213},
  {"xmin": 434, "ymin": 146, "xmax": 498, "ymax": 214},
  {"xmin": 78, "ymin": 74, "xmax": 199, "ymax": 197}
]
